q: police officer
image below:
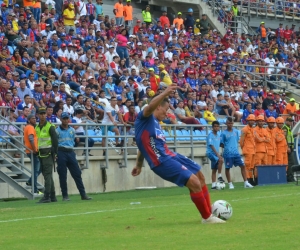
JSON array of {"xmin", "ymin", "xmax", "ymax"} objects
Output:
[
  {"xmin": 35, "ymin": 107, "xmax": 58, "ymax": 203},
  {"xmin": 283, "ymin": 117, "xmax": 296, "ymax": 182},
  {"xmin": 56, "ymin": 112, "xmax": 92, "ymax": 201}
]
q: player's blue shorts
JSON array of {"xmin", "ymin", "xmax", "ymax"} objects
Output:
[
  {"xmin": 152, "ymin": 154, "xmax": 201, "ymax": 187},
  {"xmin": 207, "ymin": 153, "xmax": 219, "ymax": 169},
  {"xmin": 224, "ymin": 156, "xmax": 244, "ymax": 169}
]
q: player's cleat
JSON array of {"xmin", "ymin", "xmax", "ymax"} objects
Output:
[
  {"xmin": 218, "ymin": 177, "xmax": 225, "ymax": 183},
  {"xmin": 229, "ymin": 183, "xmax": 234, "ymax": 189},
  {"xmin": 244, "ymin": 182, "xmax": 253, "ymax": 188},
  {"xmin": 202, "ymin": 215, "xmax": 226, "ymax": 224},
  {"xmin": 211, "ymin": 186, "xmax": 216, "ymax": 190}
]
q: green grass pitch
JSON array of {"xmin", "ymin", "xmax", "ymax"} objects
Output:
[{"xmin": 0, "ymin": 183, "xmax": 299, "ymax": 250}]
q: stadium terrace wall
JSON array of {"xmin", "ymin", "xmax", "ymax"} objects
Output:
[{"xmin": 0, "ymin": 148, "xmax": 244, "ymax": 199}]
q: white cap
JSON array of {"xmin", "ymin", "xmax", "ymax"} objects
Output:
[
  {"xmin": 109, "ymin": 45, "xmax": 115, "ymax": 48},
  {"xmin": 137, "ymin": 42, "xmax": 142, "ymax": 45},
  {"xmin": 154, "ymin": 57, "xmax": 159, "ymax": 59},
  {"xmin": 219, "ymin": 51, "xmax": 223, "ymax": 54},
  {"xmin": 213, "ymin": 29, "xmax": 217, "ymax": 32},
  {"xmin": 88, "ymin": 76, "xmax": 94, "ymax": 80},
  {"xmin": 74, "ymin": 20, "xmax": 79, "ymax": 24},
  {"xmin": 159, "ymin": 32, "xmax": 164, "ymax": 35},
  {"xmin": 127, "ymin": 42, "xmax": 131, "ymax": 44},
  {"xmin": 129, "ymin": 35, "xmax": 136, "ymax": 38}
]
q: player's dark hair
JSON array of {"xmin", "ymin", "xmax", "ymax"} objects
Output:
[
  {"xmin": 212, "ymin": 121, "xmax": 220, "ymax": 127},
  {"xmin": 149, "ymin": 93, "xmax": 169, "ymax": 106},
  {"xmin": 226, "ymin": 117, "xmax": 234, "ymax": 123}
]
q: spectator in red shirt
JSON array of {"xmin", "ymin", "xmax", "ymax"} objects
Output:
[
  {"xmin": 254, "ymin": 103, "xmax": 265, "ymax": 118},
  {"xmin": 159, "ymin": 11, "xmax": 170, "ymax": 28}
]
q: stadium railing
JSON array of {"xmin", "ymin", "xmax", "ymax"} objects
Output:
[
  {"xmin": 204, "ymin": 0, "xmax": 256, "ymax": 35},
  {"xmin": 227, "ymin": 63, "xmax": 300, "ymax": 98},
  {"xmin": 0, "ymin": 113, "xmax": 245, "ymax": 169},
  {"xmin": 208, "ymin": 0, "xmax": 300, "ymax": 22}
]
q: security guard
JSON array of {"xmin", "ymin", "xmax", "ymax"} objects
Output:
[
  {"xmin": 142, "ymin": 5, "xmax": 152, "ymax": 26},
  {"xmin": 184, "ymin": 8, "xmax": 194, "ymax": 32},
  {"xmin": 56, "ymin": 112, "xmax": 92, "ymax": 201},
  {"xmin": 35, "ymin": 107, "xmax": 58, "ymax": 203},
  {"xmin": 265, "ymin": 117, "xmax": 277, "ymax": 165},
  {"xmin": 274, "ymin": 117, "xmax": 288, "ymax": 166},
  {"xmin": 253, "ymin": 115, "xmax": 269, "ymax": 183},
  {"xmin": 240, "ymin": 114, "xmax": 256, "ymax": 185},
  {"xmin": 282, "ymin": 117, "xmax": 296, "ymax": 182}
]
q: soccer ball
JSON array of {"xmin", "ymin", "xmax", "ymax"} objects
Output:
[
  {"xmin": 212, "ymin": 200, "xmax": 233, "ymax": 220},
  {"xmin": 216, "ymin": 182, "xmax": 226, "ymax": 190}
]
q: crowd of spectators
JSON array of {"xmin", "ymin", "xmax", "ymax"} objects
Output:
[{"xmin": 0, "ymin": 0, "xmax": 300, "ymax": 155}]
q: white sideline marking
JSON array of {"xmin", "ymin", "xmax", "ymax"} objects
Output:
[{"xmin": 1, "ymin": 192, "xmax": 300, "ymax": 223}]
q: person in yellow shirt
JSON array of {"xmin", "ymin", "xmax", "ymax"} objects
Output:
[
  {"xmin": 114, "ymin": 0, "xmax": 124, "ymax": 26},
  {"xmin": 63, "ymin": 4, "xmax": 76, "ymax": 33},
  {"xmin": 123, "ymin": 0, "xmax": 133, "ymax": 34},
  {"xmin": 203, "ymin": 104, "xmax": 217, "ymax": 124},
  {"xmin": 158, "ymin": 64, "xmax": 172, "ymax": 87},
  {"xmin": 11, "ymin": 13, "xmax": 19, "ymax": 32}
]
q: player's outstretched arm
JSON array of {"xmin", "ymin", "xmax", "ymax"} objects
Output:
[
  {"xmin": 131, "ymin": 150, "xmax": 145, "ymax": 176},
  {"xmin": 143, "ymin": 84, "xmax": 178, "ymax": 117}
]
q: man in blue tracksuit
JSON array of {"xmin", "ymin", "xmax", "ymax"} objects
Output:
[{"xmin": 56, "ymin": 112, "xmax": 92, "ymax": 201}]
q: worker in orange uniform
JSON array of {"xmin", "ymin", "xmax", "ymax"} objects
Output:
[
  {"xmin": 265, "ymin": 117, "xmax": 277, "ymax": 165},
  {"xmin": 253, "ymin": 115, "xmax": 269, "ymax": 184},
  {"xmin": 240, "ymin": 114, "xmax": 256, "ymax": 186},
  {"xmin": 274, "ymin": 117, "xmax": 288, "ymax": 166},
  {"xmin": 173, "ymin": 12, "xmax": 184, "ymax": 30},
  {"xmin": 159, "ymin": 10, "xmax": 170, "ymax": 28},
  {"xmin": 123, "ymin": 0, "xmax": 133, "ymax": 35}
]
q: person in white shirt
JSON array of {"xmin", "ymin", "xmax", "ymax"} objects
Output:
[
  {"xmin": 210, "ymin": 84, "xmax": 220, "ymax": 102},
  {"xmin": 40, "ymin": 24, "xmax": 56, "ymax": 40},
  {"xmin": 227, "ymin": 44, "xmax": 235, "ymax": 55},
  {"xmin": 63, "ymin": 97, "xmax": 74, "ymax": 117},
  {"xmin": 73, "ymin": 109, "xmax": 95, "ymax": 156},
  {"xmin": 105, "ymin": 45, "xmax": 119, "ymax": 65},
  {"xmin": 98, "ymin": 90, "xmax": 110, "ymax": 107},
  {"xmin": 57, "ymin": 44, "xmax": 70, "ymax": 67},
  {"xmin": 101, "ymin": 96, "xmax": 127, "ymax": 155},
  {"xmin": 108, "ymin": 56, "xmax": 120, "ymax": 76},
  {"xmin": 164, "ymin": 45, "xmax": 173, "ymax": 61},
  {"xmin": 264, "ymin": 54, "xmax": 277, "ymax": 75},
  {"xmin": 78, "ymin": 0, "xmax": 87, "ymax": 17}
]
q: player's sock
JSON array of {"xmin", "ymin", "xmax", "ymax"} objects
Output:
[
  {"xmin": 218, "ymin": 173, "xmax": 222, "ymax": 178},
  {"xmin": 190, "ymin": 191, "xmax": 211, "ymax": 219},
  {"xmin": 211, "ymin": 182, "xmax": 216, "ymax": 188},
  {"xmin": 202, "ymin": 185, "xmax": 211, "ymax": 207}
]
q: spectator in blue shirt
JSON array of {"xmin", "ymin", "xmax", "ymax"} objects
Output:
[
  {"xmin": 265, "ymin": 104, "xmax": 278, "ymax": 118},
  {"xmin": 248, "ymin": 84, "xmax": 260, "ymax": 104},
  {"xmin": 46, "ymin": 106, "xmax": 57, "ymax": 123}
]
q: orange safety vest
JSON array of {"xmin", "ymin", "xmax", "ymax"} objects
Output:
[
  {"xmin": 261, "ymin": 26, "xmax": 266, "ymax": 38},
  {"xmin": 253, "ymin": 126, "xmax": 269, "ymax": 153},
  {"xmin": 265, "ymin": 127, "xmax": 276, "ymax": 156},
  {"xmin": 240, "ymin": 125, "xmax": 255, "ymax": 154}
]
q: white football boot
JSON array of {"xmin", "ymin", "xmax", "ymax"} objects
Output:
[
  {"xmin": 202, "ymin": 215, "xmax": 226, "ymax": 224},
  {"xmin": 229, "ymin": 183, "xmax": 234, "ymax": 189},
  {"xmin": 244, "ymin": 181, "xmax": 254, "ymax": 188}
]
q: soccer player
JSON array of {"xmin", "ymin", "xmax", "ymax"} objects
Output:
[
  {"xmin": 206, "ymin": 121, "xmax": 225, "ymax": 189},
  {"xmin": 239, "ymin": 114, "xmax": 256, "ymax": 186},
  {"xmin": 132, "ymin": 84, "xmax": 225, "ymax": 224},
  {"xmin": 220, "ymin": 117, "xmax": 253, "ymax": 189}
]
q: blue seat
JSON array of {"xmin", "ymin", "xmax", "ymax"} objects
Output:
[
  {"xmin": 181, "ymin": 129, "xmax": 191, "ymax": 141},
  {"xmin": 163, "ymin": 130, "xmax": 174, "ymax": 142},
  {"xmin": 175, "ymin": 130, "xmax": 185, "ymax": 141},
  {"xmin": 192, "ymin": 131, "xmax": 200, "ymax": 141},
  {"xmin": 218, "ymin": 118, "xmax": 226, "ymax": 124},
  {"xmin": 52, "ymin": 68, "xmax": 61, "ymax": 76},
  {"xmin": 199, "ymin": 118, "xmax": 208, "ymax": 125},
  {"xmin": 66, "ymin": 69, "xmax": 74, "ymax": 76},
  {"xmin": 107, "ymin": 131, "xmax": 116, "ymax": 142},
  {"xmin": 194, "ymin": 130, "xmax": 206, "ymax": 141},
  {"xmin": 72, "ymin": 92, "xmax": 79, "ymax": 97},
  {"xmin": 80, "ymin": 70, "xmax": 85, "ymax": 76},
  {"xmin": 87, "ymin": 130, "xmax": 95, "ymax": 136}
]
